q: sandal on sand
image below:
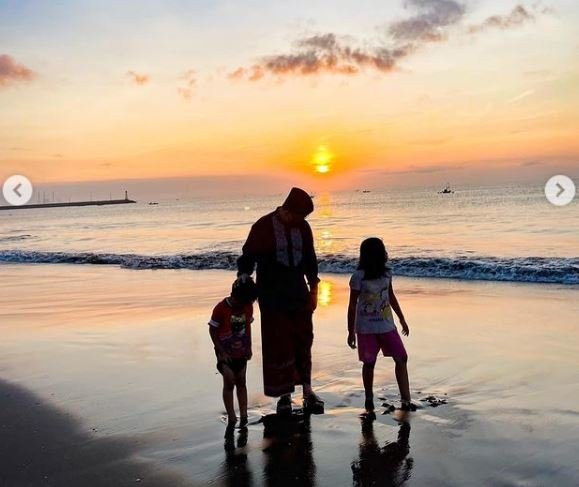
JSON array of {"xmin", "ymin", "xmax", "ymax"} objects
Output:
[
  {"xmin": 276, "ymin": 395, "xmax": 292, "ymax": 417},
  {"xmin": 400, "ymin": 402, "xmax": 417, "ymax": 412},
  {"xmin": 303, "ymin": 393, "xmax": 325, "ymax": 415}
]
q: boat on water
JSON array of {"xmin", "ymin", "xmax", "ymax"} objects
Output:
[{"xmin": 438, "ymin": 184, "xmax": 454, "ymax": 194}]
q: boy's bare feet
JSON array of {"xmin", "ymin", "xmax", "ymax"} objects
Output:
[
  {"xmin": 364, "ymin": 397, "xmax": 375, "ymax": 413},
  {"xmin": 227, "ymin": 416, "xmax": 237, "ymax": 427}
]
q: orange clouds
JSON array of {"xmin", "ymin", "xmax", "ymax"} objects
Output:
[
  {"xmin": 126, "ymin": 70, "xmax": 150, "ymax": 85},
  {"xmin": 0, "ymin": 54, "xmax": 35, "ymax": 87}
]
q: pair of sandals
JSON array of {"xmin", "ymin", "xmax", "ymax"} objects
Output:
[
  {"xmin": 276, "ymin": 393, "xmax": 325, "ymax": 416},
  {"xmin": 365, "ymin": 398, "xmax": 417, "ymax": 414}
]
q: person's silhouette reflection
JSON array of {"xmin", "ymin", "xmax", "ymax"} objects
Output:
[
  {"xmin": 262, "ymin": 412, "xmax": 316, "ymax": 486},
  {"xmin": 221, "ymin": 425, "xmax": 253, "ymax": 487},
  {"xmin": 352, "ymin": 417, "xmax": 413, "ymax": 486}
]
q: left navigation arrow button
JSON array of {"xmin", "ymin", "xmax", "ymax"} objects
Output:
[{"xmin": 2, "ymin": 175, "xmax": 33, "ymax": 206}]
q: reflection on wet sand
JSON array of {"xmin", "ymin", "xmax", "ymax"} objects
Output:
[
  {"xmin": 318, "ymin": 280, "xmax": 333, "ymax": 307},
  {"xmin": 352, "ymin": 419, "xmax": 413, "ymax": 487},
  {"xmin": 221, "ymin": 426, "xmax": 252, "ymax": 487},
  {"xmin": 262, "ymin": 412, "xmax": 316, "ymax": 486},
  {"xmin": 219, "ymin": 413, "xmax": 413, "ymax": 487}
]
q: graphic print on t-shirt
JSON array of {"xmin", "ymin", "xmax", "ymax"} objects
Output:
[
  {"xmin": 209, "ymin": 299, "xmax": 253, "ymax": 359},
  {"xmin": 349, "ymin": 270, "xmax": 396, "ymax": 334}
]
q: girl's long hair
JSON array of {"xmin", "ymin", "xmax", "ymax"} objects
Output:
[{"xmin": 357, "ymin": 237, "xmax": 388, "ymax": 280}]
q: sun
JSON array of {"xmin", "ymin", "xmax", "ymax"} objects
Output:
[{"xmin": 312, "ymin": 145, "xmax": 333, "ymax": 174}]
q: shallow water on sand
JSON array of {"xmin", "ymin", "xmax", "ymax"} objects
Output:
[{"xmin": 1, "ymin": 265, "xmax": 579, "ymax": 486}]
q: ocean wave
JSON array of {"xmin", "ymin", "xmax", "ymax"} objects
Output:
[
  {"xmin": 0, "ymin": 234, "xmax": 33, "ymax": 242},
  {"xmin": 1, "ymin": 250, "xmax": 578, "ymax": 285}
]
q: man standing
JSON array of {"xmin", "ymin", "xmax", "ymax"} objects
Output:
[{"xmin": 237, "ymin": 187, "xmax": 324, "ymax": 416}]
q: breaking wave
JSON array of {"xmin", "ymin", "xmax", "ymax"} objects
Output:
[{"xmin": 1, "ymin": 250, "xmax": 578, "ymax": 285}]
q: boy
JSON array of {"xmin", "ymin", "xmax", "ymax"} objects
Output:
[{"xmin": 209, "ymin": 277, "xmax": 258, "ymax": 428}]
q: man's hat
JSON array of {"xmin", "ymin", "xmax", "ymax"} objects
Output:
[{"xmin": 282, "ymin": 187, "xmax": 314, "ymax": 217}]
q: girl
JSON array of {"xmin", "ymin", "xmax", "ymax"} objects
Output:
[{"xmin": 347, "ymin": 237, "xmax": 415, "ymax": 415}]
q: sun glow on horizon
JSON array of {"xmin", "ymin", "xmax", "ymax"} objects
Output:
[{"xmin": 312, "ymin": 145, "xmax": 333, "ymax": 174}]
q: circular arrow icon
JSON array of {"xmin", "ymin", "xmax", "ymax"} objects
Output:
[
  {"xmin": 545, "ymin": 175, "xmax": 575, "ymax": 207},
  {"xmin": 2, "ymin": 175, "xmax": 33, "ymax": 206}
]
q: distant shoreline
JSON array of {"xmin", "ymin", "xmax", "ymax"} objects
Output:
[{"xmin": 0, "ymin": 199, "xmax": 136, "ymax": 211}]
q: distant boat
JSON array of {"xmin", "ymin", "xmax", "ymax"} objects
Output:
[
  {"xmin": 438, "ymin": 184, "xmax": 454, "ymax": 194},
  {"xmin": 148, "ymin": 202, "xmax": 159, "ymax": 205},
  {"xmin": 362, "ymin": 190, "xmax": 371, "ymax": 193}
]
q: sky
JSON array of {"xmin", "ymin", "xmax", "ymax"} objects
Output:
[{"xmin": 1, "ymin": 0, "xmax": 578, "ymax": 198}]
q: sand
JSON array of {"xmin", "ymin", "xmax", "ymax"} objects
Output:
[{"xmin": 1, "ymin": 264, "xmax": 578, "ymax": 486}]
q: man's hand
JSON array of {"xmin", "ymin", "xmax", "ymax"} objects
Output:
[
  {"xmin": 401, "ymin": 319, "xmax": 410, "ymax": 337},
  {"xmin": 310, "ymin": 286, "xmax": 318, "ymax": 312},
  {"xmin": 347, "ymin": 331, "xmax": 357, "ymax": 349}
]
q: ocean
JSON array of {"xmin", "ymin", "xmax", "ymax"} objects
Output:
[{"xmin": 1, "ymin": 184, "xmax": 578, "ymax": 284}]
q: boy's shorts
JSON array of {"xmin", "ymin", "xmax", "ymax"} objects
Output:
[
  {"xmin": 357, "ymin": 330, "xmax": 408, "ymax": 364},
  {"xmin": 217, "ymin": 358, "xmax": 248, "ymax": 375}
]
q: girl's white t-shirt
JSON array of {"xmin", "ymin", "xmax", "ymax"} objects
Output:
[{"xmin": 349, "ymin": 269, "xmax": 396, "ymax": 334}]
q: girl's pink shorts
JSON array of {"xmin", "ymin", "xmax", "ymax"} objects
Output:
[{"xmin": 357, "ymin": 330, "xmax": 408, "ymax": 364}]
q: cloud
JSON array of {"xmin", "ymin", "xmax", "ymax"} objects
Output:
[
  {"xmin": 389, "ymin": 0, "xmax": 466, "ymax": 42},
  {"xmin": 392, "ymin": 164, "xmax": 465, "ymax": 175},
  {"xmin": 229, "ymin": 1, "xmax": 546, "ymax": 82},
  {"xmin": 520, "ymin": 160, "xmax": 542, "ymax": 167},
  {"xmin": 468, "ymin": 5, "xmax": 535, "ymax": 34},
  {"xmin": 360, "ymin": 164, "xmax": 464, "ymax": 176},
  {"xmin": 177, "ymin": 69, "xmax": 196, "ymax": 100},
  {"xmin": 177, "ymin": 87, "xmax": 193, "ymax": 100},
  {"xmin": 228, "ymin": 33, "xmax": 416, "ymax": 81},
  {"xmin": 0, "ymin": 54, "xmax": 35, "ymax": 87},
  {"xmin": 126, "ymin": 70, "xmax": 150, "ymax": 85},
  {"xmin": 507, "ymin": 89, "xmax": 535, "ymax": 103},
  {"xmin": 409, "ymin": 136, "xmax": 451, "ymax": 146}
]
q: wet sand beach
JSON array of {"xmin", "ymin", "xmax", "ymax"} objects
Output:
[{"xmin": 1, "ymin": 264, "xmax": 578, "ymax": 486}]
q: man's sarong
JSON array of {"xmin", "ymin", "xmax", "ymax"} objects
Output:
[{"xmin": 260, "ymin": 307, "xmax": 313, "ymax": 397}]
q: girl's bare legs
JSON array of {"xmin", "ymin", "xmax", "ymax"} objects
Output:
[
  {"xmin": 362, "ymin": 362, "xmax": 376, "ymax": 410},
  {"xmin": 394, "ymin": 356, "xmax": 411, "ymax": 402},
  {"xmin": 222, "ymin": 366, "xmax": 237, "ymax": 423},
  {"xmin": 235, "ymin": 366, "xmax": 248, "ymax": 425}
]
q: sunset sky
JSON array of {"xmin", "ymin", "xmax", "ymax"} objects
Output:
[{"xmin": 1, "ymin": 0, "xmax": 578, "ymax": 196}]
